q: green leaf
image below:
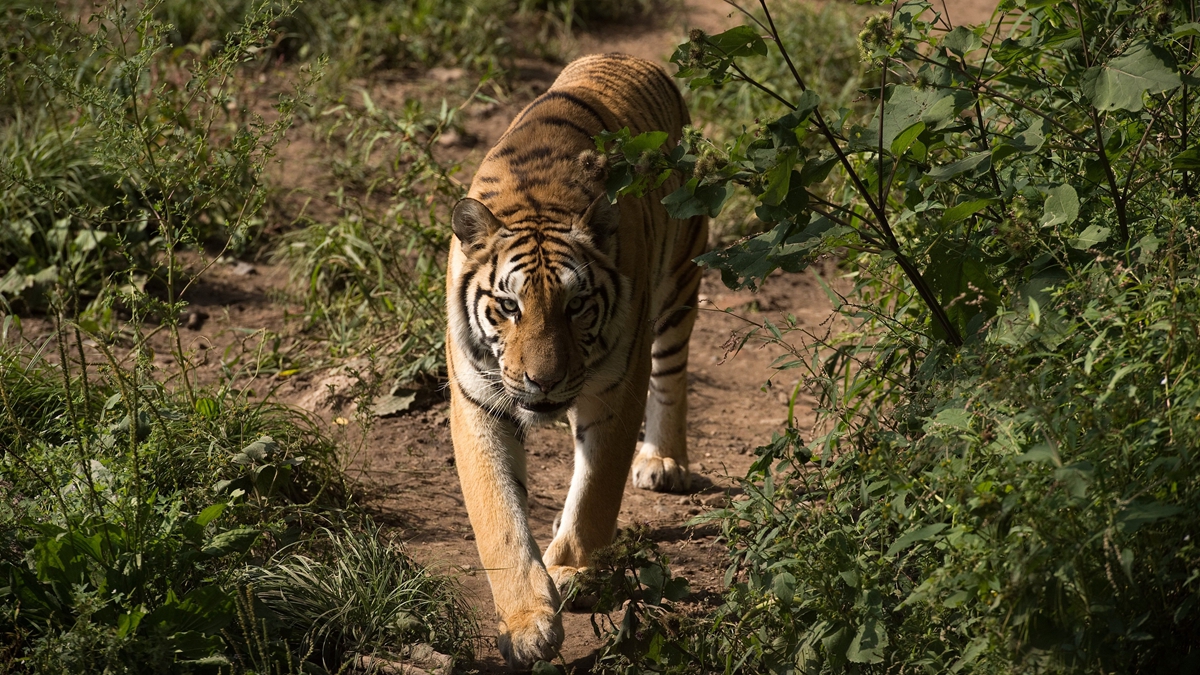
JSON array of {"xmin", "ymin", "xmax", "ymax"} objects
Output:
[
  {"xmin": 943, "ymin": 26, "xmax": 982, "ymax": 56},
  {"xmin": 1016, "ymin": 442, "xmax": 1061, "ymax": 466},
  {"xmin": 1171, "ymin": 22, "xmax": 1200, "ymax": 37},
  {"xmin": 799, "ymin": 155, "xmax": 838, "ymax": 186},
  {"xmin": 886, "ymin": 523, "xmax": 948, "ymax": 557},
  {"xmin": 772, "ymin": 571, "xmax": 796, "ymax": 605},
  {"xmin": 1171, "ymin": 146, "xmax": 1200, "ymax": 170},
  {"xmin": 201, "ymin": 527, "xmax": 260, "ymax": 558},
  {"xmin": 846, "ymin": 617, "xmax": 888, "ymax": 663},
  {"xmin": 941, "ymin": 198, "xmax": 993, "ymax": 224},
  {"xmin": 194, "ymin": 397, "xmax": 219, "ymax": 419},
  {"xmin": 993, "ymin": 126, "xmax": 1045, "ymax": 163},
  {"xmin": 622, "ymin": 130, "xmax": 668, "ymax": 160},
  {"xmin": 1039, "ymin": 184, "xmax": 1079, "ymax": 227},
  {"xmin": 767, "ymin": 91, "xmax": 821, "ymax": 148},
  {"xmin": 1081, "ymin": 40, "xmax": 1182, "ymax": 112},
  {"xmin": 193, "ymin": 503, "xmax": 226, "ymax": 528},
  {"xmin": 927, "ymin": 152, "xmax": 991, "ymax": 181},
  {"xmin": 1071, "ymin": 224, "xmax": 1111, "ymax": 249},
  {"xmin": 705, "ymin": 25, "xmax": 768, "ymax": 57},
  {"xmin": 760, "ymin": 149, "xmax": 798, "ymax": 206},
  {"xmin": 875, "ymin": 86, "xmax": 959, "ymax": 148},
  {"xmin": 662, "ymin": 181, "xmax": 731, "ymax": 219},
  {"xmin": 890, "ymin": 121, "xmax": 925, "ymax": 157},
  {"xmin": 236, "ymin": 436, "xmax": 277, "ymax": 464},
  {"xmin": 1116, "ymin": 500, "xmax": 1183, "ymax": 534}
]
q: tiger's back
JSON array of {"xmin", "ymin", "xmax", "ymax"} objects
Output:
[{"xmin": 445, "ymin": 53, "xmax": 706, "ymax": 669}]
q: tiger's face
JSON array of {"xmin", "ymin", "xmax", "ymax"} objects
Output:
[{"xmin": 450, "ymin": 195, "xmax": 623, "ymax": 424}]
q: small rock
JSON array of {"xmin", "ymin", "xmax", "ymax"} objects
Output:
[
  {"xmin": 677, "ymin": 496, "xmax": 690, "ymax": 505},
  {"xmin": 462, "ymin": 531, "xmax": 474, "ymax": 541},
  {"xmin": 427, "ymin": 66, "xmax": 466, "ymax": 83},
  {"xmin": 436, "ymin": 129, "xmax": 477, "ymax": 148},
  {"xmin": 409, "ymin": 644, "xmax": 454, "ymax": 675},
  {"xmin": 232, "ymin": 261, "xmax": 257, "ymax": 276},
  {"xmin": 184, "ymin": 310, "xmax": 209, "ymax": 331},
  {"xmin": 700, "ymin": 493, "xmax": 725, "ymax": 507},
  {"xmin": 444, "ymin": 455, "xmax": 455, "ymax": 466},
  {"xmin": 470, "ymin": 101, "xmax": 499, "ymax": 118}
]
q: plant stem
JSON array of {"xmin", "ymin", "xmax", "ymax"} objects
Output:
[{"xmin": 757, "ymin": 0, "xmax": 963, "ymax": 346}]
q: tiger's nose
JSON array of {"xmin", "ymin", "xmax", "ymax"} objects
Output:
[{"xmin": 525, "ymin": 372, "xmax": 563, "ymax": 394}]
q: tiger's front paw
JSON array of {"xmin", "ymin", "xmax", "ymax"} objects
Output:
[
  {"xmin": 632, "ymin": 454, "xmax": 690, "ymax": 493},
  {"xmin": 497, "ymin": 605, "xmax": 563, "ymax": 669}
]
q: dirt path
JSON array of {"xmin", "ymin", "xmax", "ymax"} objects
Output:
[{"xmin": 345, "ymin": 2, "xmax": 847, "ymax": 670}]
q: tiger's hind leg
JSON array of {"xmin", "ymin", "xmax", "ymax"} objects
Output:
[{"xmin": 632, "ymin": 293, "xmax": 699, "ymax": 493}]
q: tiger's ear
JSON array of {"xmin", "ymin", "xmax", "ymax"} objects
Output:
[
  {"xmin": 452, "ymin": 198, "xmax": 503, "ymax": 253},
  {"xmin": 575, "ymin": 195, "xmax": 619, "ymax": 250}
]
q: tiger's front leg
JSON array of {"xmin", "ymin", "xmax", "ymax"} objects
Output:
[
  {"xmin": 449, "ymin": 388, "xmax": 563, "ymax": 668},
  {"xmin": 543, "ymin": 370, "xmax": 650, "ymax": 589}
]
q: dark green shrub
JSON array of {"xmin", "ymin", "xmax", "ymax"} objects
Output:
[{"xmin": 595, "ymin": 0, "xmax": 1200, "ymax": 671}]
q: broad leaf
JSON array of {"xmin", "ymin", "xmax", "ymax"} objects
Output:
[
  {"xmin": 1040, "ymin": 184, "xmax": 1079, "ymax": 227},
  {"xmin": 846, "ymin": 617, "xmax": 888, "ymax": 664},
  {"xmin": 1082, "ymin": 40, "xmax": 1181, "ymax": 112},
  {"xmin": 1116, "ymin": 500, "xmax": 1183, "ymax": 534},
  {"xmin": 886, "ymin": 523, "xmax": 948, "ymax": 557},
  {"xmin": 927, "ymin": 152, "xmax": 990, "ymax": 181},
  {"xmin": 943, "ymin": 26, "xmax": 982, "ymax": 56}
]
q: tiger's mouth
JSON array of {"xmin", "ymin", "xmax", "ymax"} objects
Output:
[{"xmin": 516, "ymin": 399, "xmax": 570, "ymax": 414}]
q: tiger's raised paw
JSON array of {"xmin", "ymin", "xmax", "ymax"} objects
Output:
[
  {"xmin": 497, "ymin": 606, "xmax": 564, "ymax": 669},
  {"xmin": 632, "ymin": 455, "xmax": 691, "ymax": 493}
]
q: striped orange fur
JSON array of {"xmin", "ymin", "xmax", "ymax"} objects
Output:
[{"xmin": 445, "ymin": 53, "xmax": 707, "ymax": 668}]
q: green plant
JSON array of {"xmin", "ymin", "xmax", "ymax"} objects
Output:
[
  {"xmin": 681, "ymin": 0, "xmax": 869, "ymax": 243},
  {"xmin": 0, "ymin": 0, "xmax": 301, "ymax": 315},
  {"xmin": 593, "ymin": 0, "xmax": 1200, "ymax": 672},
  {"xmin": 271, "ymin": 91, "xmax": 467, "ymax": 383},
  {"xmin": 244, "ymin": 525, "xmax": 477, "ymax": 669},
  {"xmin": 569, "ymin": 524, "xmax": 692, "ymax": 675},
  {"xmin": 0, "ymin": 1, "xmax": 478, "ymax": 671}
]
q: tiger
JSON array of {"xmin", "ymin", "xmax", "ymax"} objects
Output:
[{"xmin": 445, "ymin": 52, "xmax": 707, "ymax": 668}]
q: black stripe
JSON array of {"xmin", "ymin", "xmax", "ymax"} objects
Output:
[
  {"xmin": 652, "ymin": 339, "xmax": 688, "ymax": 360},
  {"xmin": 651, "ymin": 362, "xmax": 686, "ymax": 378},
  {"xmin": 515, "ymin": 91, "xmax": 607, "ymax": 129},
  {"xmin": 538, "ymin": 115, "xmax": 598, "ymax": 138}
]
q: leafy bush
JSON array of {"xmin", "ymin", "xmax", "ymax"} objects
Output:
[
  {"xmin": 0, "ymin": 326, "xmax": 347, "ymax": 671},
  {"xmin": 0, "ymin": 1, "xmax": 478, "ymax": 671},
  {"xmin": 595, "ymin": 0, "xmax": 1200, "ymax": 672},
  {"xmin": 0, "ymin": 0, "xmax": 299, "ymax": 314}
]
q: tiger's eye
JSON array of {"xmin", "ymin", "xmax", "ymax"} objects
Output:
[
  {"xmin": 499, "ymin": 298, "xmax": 519, "ymax": 314},
  {"xmin": 567, "ymin": 296, "xmax": 584, "ymax": 312}
]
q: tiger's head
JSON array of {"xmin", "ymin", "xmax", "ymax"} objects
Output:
[{"xmin": 449, "ymin": 184, "xmax": 625, "ymax": 425}]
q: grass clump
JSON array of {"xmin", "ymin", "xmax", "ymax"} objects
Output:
[
  {"xmin": 155, "ymin": 0, "xmax": 513, "ymax": 81},
  {"xmin": 246, "ymin": 525, "xmax": 476, "ymax": 669}
]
